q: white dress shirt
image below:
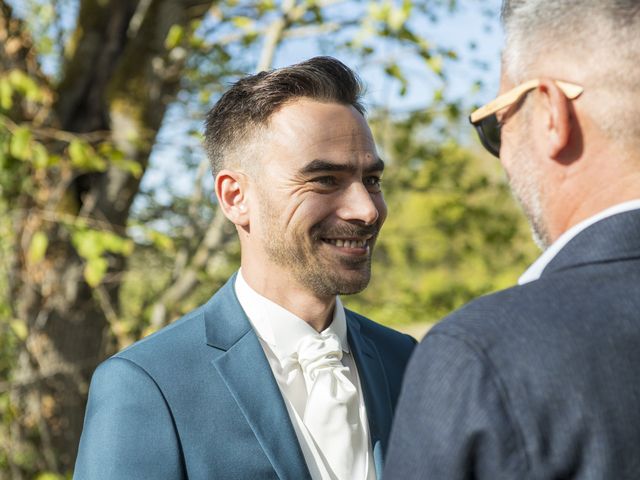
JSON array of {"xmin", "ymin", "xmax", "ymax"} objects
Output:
[
  {"xmin": 519, "ymin": 199, "xmax": 640, "ymax": 284},
  {"xmin": 234, "ymin": 270, "xmax": 376, "ymax": 480}
]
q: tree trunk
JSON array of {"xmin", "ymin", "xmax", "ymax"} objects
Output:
[{"xmin": 4, "ymin": 0, "xmax": 214, "ymax": 474}]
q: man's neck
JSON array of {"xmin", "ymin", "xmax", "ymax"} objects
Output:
[
  {"xmin": 547, "ymin": 171, "xmax": 640, "ymax": 243},
  {"xmin": 239, "ymin": 264, "xmax": 336, "ymax": 332}
]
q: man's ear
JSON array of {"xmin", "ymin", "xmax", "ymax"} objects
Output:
[
  {"xmin": 537, "ymin": 78, "xmax": 572, "ymax": 159},
  {"xmin": 215, "ymin": 169, "xmax": 250, "ymax": 227}
]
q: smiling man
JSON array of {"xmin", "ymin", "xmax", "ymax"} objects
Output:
[{"xmin": 73, "ymin": 57, "xmax": 416, "ymax": 480}]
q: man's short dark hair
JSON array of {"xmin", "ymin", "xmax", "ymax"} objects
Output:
[{"xmin": 203, "ymin": 56, "xmax": 366, "ymax": 177}]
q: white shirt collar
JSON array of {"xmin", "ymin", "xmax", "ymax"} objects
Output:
[
  {"xmin": 519, "ymin": 199, "xmax": 640, "ymax": 285},
  {"xmin": 234, "ymin": 269, "xmax": 349, "ymax": 359}
]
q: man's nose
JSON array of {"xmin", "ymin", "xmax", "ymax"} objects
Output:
[{"xmin": 336, "ymin": 182, "xmax": 380, "ymax": 225}]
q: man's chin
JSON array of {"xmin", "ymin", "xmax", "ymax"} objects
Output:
[
  {"xmin": 329, "ymin": 270, "xmax": 371, "ymax": 296},
  {"xmin": 300, "ymin": 268, "xmax": 371, "ymax": 297}
]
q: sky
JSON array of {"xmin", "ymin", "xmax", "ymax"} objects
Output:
[
  {"xmin": 272, "ymin": 0, "xmax": 504, "ymax": 110},
  {"xmin": 140, "ymin": 0, "xmax": 505, "ymax": 206}
]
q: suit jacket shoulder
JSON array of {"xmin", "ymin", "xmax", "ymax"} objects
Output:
[
  {"xmin": 75, "ymin": 281, "xmax": 306, "ymax": 480},
  {"xmin": 76, "ymin": 278, "xmax": 416, "ymax": 480},
  {"xmin": 385, "ymin": 210, "xmax": 640, "ymax": 480}
]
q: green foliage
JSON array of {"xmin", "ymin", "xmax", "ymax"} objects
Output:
[
  {"xmin": 68, "ymin": 139, "xmax": 106, "ymax": 171},
  {"xmin": 35, "ymin": 473, "xmax": 70, "ymax": 480},
  {"xmin": 27, "ymin": 231, "xmax": 49, "ymax": 264},
  {"xmin": 165, "ymin": 24, "xmax": 185, "ymax": 50},
  {"xmin": 71, "ymin": 227, "xmax": 134, "ymax": 287},
  {"xmin": 9, "ymin": 126, "xmax": 32, "ymax": 160},
  {"xmin": 0, "ymin": 69, "xmax": 47, "ymax": 112},
  {"xmin": 97, "ymin": 142, "xmax": 142, "ymax": 177}
]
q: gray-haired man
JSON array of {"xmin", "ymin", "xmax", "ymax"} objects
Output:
[{"xmin": 385, "ymin": 2, "xmax": 640, "ymax": 478}]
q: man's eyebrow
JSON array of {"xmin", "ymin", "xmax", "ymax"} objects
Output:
[
  {"xmin": 299, "ymin": 158, "xmax": 385, "ymax": 175},
  {"xmin": 365, "ymin": 158, "xmax": 385, "ymax": 173}
]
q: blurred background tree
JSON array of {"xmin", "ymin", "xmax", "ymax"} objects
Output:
[{"xmin": 0, "ymin": 0, "xmax": 537, "ymax": 477}]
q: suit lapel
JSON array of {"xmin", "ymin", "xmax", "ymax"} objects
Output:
[
  {"xmin": 205, "ymin": 276, "xmax": 311, "ymax": 480},
  {"xmin": 346, "ymin": 312, "xmax": 393, "ymax": 478}
]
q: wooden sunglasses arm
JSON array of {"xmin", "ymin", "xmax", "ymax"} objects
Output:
[{"xmin": 470, "ymin": 79, "xmax": 584, "ymax": 123}]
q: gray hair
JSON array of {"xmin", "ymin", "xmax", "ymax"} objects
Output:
[
  {"xmin": 501, "ymin": 0, "xmax": 640, "ymax": 145},
  {"xmin": 204, "ymin": 56, "xmax": 366, "ymax": 178}
]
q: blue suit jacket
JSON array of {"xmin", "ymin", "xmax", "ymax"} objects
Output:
[
  {"xmin": 385, "ymin": 209, "xmax": 640, "ymax": 479},
  {"xmin": 74, "ymin": 275, "xmax": 415, "ymax": 479}
]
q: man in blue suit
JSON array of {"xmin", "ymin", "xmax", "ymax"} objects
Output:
[
  {"xmin": 385, "ymin": 1, "xmax": 640, "ymax": 479},
  {"xmin": 74, "ymin": 57, "xmax": 415, "ymax": 479}
]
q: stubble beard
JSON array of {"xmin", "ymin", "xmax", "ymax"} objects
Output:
[
  {"xmin": 258, "ymin": 196, "xmax": 375, "ymax": 297},
  {"xmin": 506, "ymin": 141, "xmax": 552, "ymax": 250}
]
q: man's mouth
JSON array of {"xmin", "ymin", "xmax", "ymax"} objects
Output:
[{"xmin": 321, "ymin": 236, "xmax": 372, "ymax": 249}]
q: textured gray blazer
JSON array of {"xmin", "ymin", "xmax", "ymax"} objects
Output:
[
  {"xmin": 74, "ymin": 274, "xmax": 416, "ymax": 479},
  {"xmin": 385, "ymin": 209, "xmax": 640, "ymax": 480}
]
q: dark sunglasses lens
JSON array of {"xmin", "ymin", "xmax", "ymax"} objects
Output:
[{"xmin": 479, "ymin": 114, "xmax": 501, "ymax": 157}]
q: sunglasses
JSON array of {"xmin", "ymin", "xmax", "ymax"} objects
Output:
[{"xmin": 469, "ymin": 79, "xmax": 584, "ymax": 157}]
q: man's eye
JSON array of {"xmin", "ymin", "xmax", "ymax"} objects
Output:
[
  {"xmin": 364, "ymin": 176, "xmax": 382, "ymax": 191},
  {"xmin": 311, "ymin": 176, "xmax": 338, "ymax": 186}
]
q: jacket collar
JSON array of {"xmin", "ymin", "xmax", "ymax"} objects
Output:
[
  {"xmin": 204, "ymin": 274, "xmax": 312, "ymax": 480},
  {"xmin": 346, "ymin": 311, "xmax": 394, "ymax": 476},
  {"xmin": 542, "ymin": 208, "xmax": 640, "ymax": 278}
]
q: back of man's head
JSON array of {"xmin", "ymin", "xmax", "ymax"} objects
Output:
[
  {"xmin": 204, "ymin": 56, "xmax": 365, "ymax": 178},
  {"xmin": 501, "ymin": 0, "xmax": 640, "ymax": 149}
]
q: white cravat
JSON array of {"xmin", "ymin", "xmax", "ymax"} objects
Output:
[
  {"xmin": 234, "ymin": 270, "xmax": 376, "ymax": 480},
  {"xmin": 297, "ymin": 331, "xmax": 367, "ymax": 480}
]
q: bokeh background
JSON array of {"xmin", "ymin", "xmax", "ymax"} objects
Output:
[{"xmin": 0, "ymin": 0, "xmax": 539, "ymax": 477}]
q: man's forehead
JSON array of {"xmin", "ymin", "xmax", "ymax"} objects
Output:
[
  {"xmin": 270, "ymin": 98, "xmax": 366, "ymax": 127},
  {"xmin": 266, "ymin": 99, "xmax": 375, "ymax": 149}
]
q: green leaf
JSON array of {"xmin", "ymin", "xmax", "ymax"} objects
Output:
[
  {"xmin": 165, "ymin": 24, "xmax": 184, "ymax": 50},
  {"xmin": 68, "ymin": 139, "xmax": 106, "ymax": 171},
  {"xmin": 98, "ymin": 142, "xmax": 142, "ymax": 177},
  {"xmin": 427, "ymin": 55, "xmax": 444, "ymax": 76},
  {"xmin": 232, "ymin": 16, "xmax": 255, "ymax": 32},
  {"xmin": 114, "ymin": 158, "xmax": 142, "ymax": 177},
  {"xmin": 10, "ymin": 319, "xmax": 28, "ymax": 341},
  {"xmin": 384, "ymin": 63, "xmax": 409, "ymax": 96},
  {"xmin": 8, "ymin": 69, "xmax": 44, "ymax": 103},
  {"xmin": 72, "ymin": 230, "xmax": 103, "ymax": 259},
  {"xmin": 101, "ymin": 231, "xmax": 134, "ymax": 256},
  {"xmin": 28, "ymin": 231, "xmax": 48, "ymax": 263},
  {"xmin": 31, "ymin": 142, "xmax": 50, "ymax": 169},
  {"xmin": 148, "ymin": 230, "xmax": 175, "ymax": 252},
  {"xmin": 84, "ymin": 257, "xmax": 109, "ymax": 287},
  {"xmin": 256, "ymin": 0, "xmax": 276, "ymax": 13},
  {"xmin": 68, "ymin": 139, "xmax": 88, "ymax": 166},
  {"xmin": 9, "ymin": 127, "xmax": 32, "ymax": 160},
  {"xmin": 388, "ymin": 4, "xmax": 410, "ymax": 31},
  {"xmin": 35, "ymin": 473, "xmax": 67, "ymax": 480},
  {"xmin": 72, "ymin": 229, "xmax": 134, "ymax": 261},
  {"xmin": 0, "ymin": 78, "xmax": 13, "ymax": 110}
]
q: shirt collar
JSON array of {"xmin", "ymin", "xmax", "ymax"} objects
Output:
[
  {"xmin": 519, "ymin": 199, "xmax": 640, "ymax": 285},
  {"xmin": 234, "ymin": 269, "xmax": 349, "ymax": 359}
]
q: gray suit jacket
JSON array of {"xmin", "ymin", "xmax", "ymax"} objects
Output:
[
  {"xmin": 384, "ymin": 209, "xmax": 640, "ymax": 479},
  {"xmin": 74, "ymin": 274, "xmax": 416, "ymax": 479}
]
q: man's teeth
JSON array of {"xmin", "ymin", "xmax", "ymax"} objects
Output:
[{"xmin": 325, "ymin": 239, "xmax": 367, "ymax": 248}]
